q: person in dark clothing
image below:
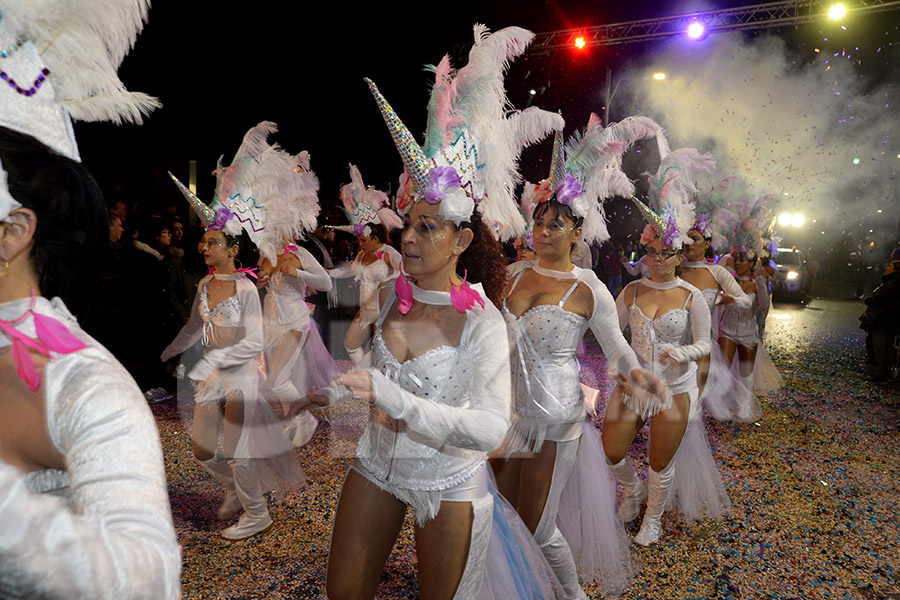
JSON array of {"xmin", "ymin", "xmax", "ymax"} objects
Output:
[{"xmin": 861, "ymin": 250, "xmax": 900, "ymax": 382}]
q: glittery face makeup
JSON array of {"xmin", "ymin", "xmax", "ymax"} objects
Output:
[{"xmin": 401, "ymin": 201, "xmax": 459, "ymax": 278}]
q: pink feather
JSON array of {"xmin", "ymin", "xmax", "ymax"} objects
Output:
[
  {"xmin": 33, "ymin": 313, "xmax": 87, "ymax": 354},
  {"xmin": 450, "ymin": 276, "xmax": 485, "ymax": 313},
  {"xmin": 11, "ymin": 337, "xmax": 41, "ymax": 392},
  {"xmin": 395, "ymin": 275, "xmax": 413, "ymax": 315}
]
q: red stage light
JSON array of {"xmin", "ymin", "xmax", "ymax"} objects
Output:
[{"xmin": 574, "ymin": 36, "xmax": 586, "ymax": 49}]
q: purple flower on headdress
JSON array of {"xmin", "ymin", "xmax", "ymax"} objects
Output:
[
  {"xmin": 662, "ymin": 216, "xmax": 679, "ymax": 246},
  {"xmin": 556, "ymin": 173, "xmax": 584, "ymax": 205},
  {"xmin": 694, "ymin": 214, "xmax": 711, "ymax": 235},
  {"xmin": 353, "ymin": 223, "xmax": 367, "ymax": 236},
  {"xmin": 525, "ymin": 229, "xmax": 535, "ymax": 251},
  {"xmin": 210, "ymin": 207, "xmax": 235, "ymax": 231},
  {"xmin": 425, "ymin": 166, "xmax": 463, "ymax": 204}
]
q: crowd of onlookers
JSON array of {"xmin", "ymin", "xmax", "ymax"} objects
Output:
[{"xmin": 860, "ymin": 247, "xmax": 900, "ymax": 384}]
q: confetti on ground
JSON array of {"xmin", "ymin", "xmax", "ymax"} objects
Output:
[{"xmin": 154, "ymin": 290, "xmax": 899, "ymax": 599}]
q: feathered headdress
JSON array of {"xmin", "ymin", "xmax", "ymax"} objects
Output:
[
  {"xmin": 331, "ymin": 164, "xmax": 402, "ymax": 236},
  {"xmin": 170, "ymin": 121, "xmax": 320, "ymax": 262},
  {"xmin": 533, "ymin": 114, "xmax": 668, "ymax": 244},
  {"xmin": 366, "ymin": 25, "xmax": 563, "ymax": 241},
  {"xmin": 729, "ymin": 193, "xmax": 778, "ymax": 260},
  {"xmin": 640, "ymin": 148, "xmax": 714, "ymax": 248},
  {"xmin": 693, "ymin": 175, "xmax": 741, "ymax": 251},
  {"xmin": 0, "ymin": 0, "xmax": 160, "ymax": 162}
]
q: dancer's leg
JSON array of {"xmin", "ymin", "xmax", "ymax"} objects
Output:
[
  {"xmin": 490, "ymin": 456, "xmax": 522, "ymax": 509},
  {"xmin": 601, "ymin": 385, "xmax": 645, "ymax": 465},
  {"xmin": 718, "ymin": 336, "xmax": 738, "ymax": 369},
  {"xmin": 736, "ymin": 344, "xmax": 758, "ymax": 379},
  {"xmin": 416, "ymin": 498, "xmax": 486, "ymax": 600},
  {"xmin": 327, "ymin": 468, "xmax": 407, "ymax": 600}
]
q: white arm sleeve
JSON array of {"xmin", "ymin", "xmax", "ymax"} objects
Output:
[
  {"xmin": 615, "ymin": 284, "xmax": 632, "ymax": 332},
  {"xmin": 160, "ymin": 276, "xmax": 206, "ymax": 362},
  {"xmin": 665, "ymin": 288, "xmax": 712, "ymax": 363},
  {"xmin": 292, "ymin": 247, "xmax": 332, "ymax": 292},
  {"xmin": 328, "ymin": 253, "xmax": 361, "ymax": 279},
  {"xmin": 368, "ymin": 309, "xmax": 512, "ymax": 453},
  {"xmin": 580, "ymin": 269, "xmax": 641, "ymax": 376},
  {"xmin": 711, "ymin": 264, "xmax": 752, "ymax": 310},
  {"xmin": 755, "ymin": 276, "xmax": 770, "ymax": 316},
  {"xmin": 0, "ymin": 353, "xmax": 181, "ymax": 599},
  {"xmin": 190, "ymin": 278, "xmax": 264, "ymax": 381}
]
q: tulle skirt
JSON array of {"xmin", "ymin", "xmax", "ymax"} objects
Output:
[
  {"xmin": 701, "ymin": 340, "xmax": 761, "ymax": 422},
  {"xmin": 668, "ymin": 414, "xmax": 732, "ymax": 522},
  {"xmin": 557, "ymin": 419, "xmax": 634, "ymax": 597},
  {"xmin": 478, "ymin": 477, "xmax": 561, "ymax": 600},
  {"xmin": 752, "ymin": 343, "xmax": 782, "ymax": 395}
]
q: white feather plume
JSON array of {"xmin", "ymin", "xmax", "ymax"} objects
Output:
[{"xmin": 3, "ymin": 0, "xmax": 160, "ymax": 124}]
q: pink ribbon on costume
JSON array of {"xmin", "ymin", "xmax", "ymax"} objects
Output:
[
  {"xmin": 375, "ymin": 250, "xmax": 384, "ymax": 260},
  {"xmin": 283, "ymin": 245, "xmax": 299, "ymax": 254},
  {"xmin": 395, "ymin": 273, "xmax": 413, "ymax": 315},
  {"xmin": 0, "ymin": 290, "xmax": 87, "ymax": 392}
]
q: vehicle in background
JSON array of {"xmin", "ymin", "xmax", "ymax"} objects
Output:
[{"xmin": 773, "ymin": 247, "xmax": 811, "ymax": 301}]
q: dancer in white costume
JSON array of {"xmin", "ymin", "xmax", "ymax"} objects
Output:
[
  {"xmin": 719, "ymin": 195, "xmax": 782, "ymax": 397},
  {"xmin": 603, "ymin": 197, "xmax": 730, "ymax": 547},
  {"xmin": 328, "ymin": 164, "xmax": 402, "ymax": 329},
  {"xmin": 656, "ymin": 155, "xmax": 759, "ymax": 421},
  {"xmin": 165, "ymin": 126, "xmax": 304, "ymax": 540},
  {"xmin": 306, "ymin": 26, "xmax": 563, "ymax": 599},
  {"xmin": 493, "ymin": 115, "xmax": 668, "ymax": 599},
  {"xmin": 0, "ymin": 3, "xmax": 179, "ymax": 596},
  {"xmin": 235, "ymin": 124, "xmax": 333, "ymax": 447}
]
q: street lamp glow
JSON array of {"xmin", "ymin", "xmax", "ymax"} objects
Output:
[
  {"xmin": 687, "ymin": 22, "xmax": 705, "ymax": 39},
  {"xmin": 791, "ymin": 214, "xmax": 805, "ymax": 227},
  {"xmin": 828, "ymin": 4, "xmax": 847, "ymax": 20},
  {"xmin": 529, "ymin": 89, "xmax": 537, "ymax": 96},
  {"xmin": 652, "ymin": 72, "xmax": 666, "ymax": 81},
  {"xmin": 778, "ymin": 213, "xmax": 792, "ymax": 227},
  {"xmin": 853, "ymin": 157, "xmax": 860, "ymax": 165}
]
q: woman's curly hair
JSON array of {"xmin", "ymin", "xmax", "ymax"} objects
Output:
[{"xmin": 457, "ymin": 209, "xmax": 508, "ymax": 309}]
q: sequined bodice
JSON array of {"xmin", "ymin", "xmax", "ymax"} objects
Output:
[
  {"xmin": 263, "ymin": 272, "xmax": 310, "ymax": 325},
  {"xmin": 504, "ymin": 304, "xmax": 587, "ymax": 422},
  {"xmin": 700, "ymin": 288, "xmax": 720, "ymax": 314},
  {"xmin": 356, "ymin": 328, "xmax": 483, "ymax": 491},
  {"xmin": 628, "ymin": 304, "xmax": 695, "ymax": 387},
  {"xmin": 720, "ymin": 292, "xmax": 758, "ymax": 337},
  {"xmin": 199, "ymin": 292, "xmax": 242, "ymax": 327}
]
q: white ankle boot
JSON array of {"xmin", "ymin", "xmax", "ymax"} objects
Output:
[
  {"xmin": 222, "ymin": 458, "xmax": 273, "ymax": 540},
  {"xmin": 634, "ymin": 462, "xmax": 676, "ymax": 546},
  {"xmin": 284, "ymin": 409, "xmax": 319, "ymax": 448},
  {"xmin": 200, "ymin": 453, "xmax": 242, "ymax": 521},
  {"xmin": 609, "ymin": 457, "xmax": 647, "ymax": 523}
]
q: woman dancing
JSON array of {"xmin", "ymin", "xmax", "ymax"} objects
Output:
[
  {"xmin": 0, "ymin": 1, "xmax": 179, "ymax": 589},
  {"xmin": 310, "ymin": 26, "xmax": 563, "ymax": 599},
  {"xmin": 165, "ymin": 127, "xmax": 303, "ymax": 540},
  {"xmin": 328, "ymin": 164, "xmax": 402, "ymax": 330},
  {"xmin": 603, "ymin": 198, "xmax": 730, "ymax": 546},
  {"xmin": 493, "ymin": 116, "xmax": 667, "ymax": 599}
]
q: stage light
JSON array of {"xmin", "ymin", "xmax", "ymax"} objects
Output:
[
  {"xmin": 574, "ymin": 36, "xmax": 586, "ymax": 49},
  {"xmin": 791, "ymin": 214, "xmax": 805, "ymax": 227},
  {"xmin": 652, "ymin": 72, "xmax": 666, "ymax": 80},
  {"xmin": 687, "ymin": 21, "xmax": 705, "ymax": 39},
  {"xmin": 829, "ymin": 4, "xmax": 846, "ymax": 20},
  {"xmin": 778, "ymin": 213, "xmax": 792, "ymax": 227},
  {"xmin": 529, "ymin": 89, "xmax": 537, "ymax": 96}
]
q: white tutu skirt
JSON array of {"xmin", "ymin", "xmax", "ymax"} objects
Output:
[
  {"xmin": 752, "ymin": 343, "xmax": 782, "ymax": 396},
  {"xmin": 668, "ymin": 415, "xmax": 731, "ymax": 522},
  {"xmin": 701, "ymin": 341, "xmax": 761, "ymax": 422},
  {"xmin": 478, "ymin": 478, "xmax": 561, "ymax": 600},
  {"xmin": 249, "ymin": 399, "xmax": 307, "ymax": 491},
  {"xmin": 290, "ymin": 318, "xmax": 340, "ymax": 394},
  {"xmin": 557, "ymin": 419, "xmax": 633, "ymax": 598}
]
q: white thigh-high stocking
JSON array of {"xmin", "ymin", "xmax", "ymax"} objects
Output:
[
  {"xmin": 633, "ymin": 459, "xmax": 677, "ymax": 547},
  {"xmin": 200, "ymin": 449, "xmax": 241, "ymax": 520},
  {"xmin": 740, "ymin": 373, "xmax": 754, "ymax": 397},
  {"xmin": 451, "ymin": 495, "xmax": 494, "ymax": 600},
  {"xmin": 534, "ymin": 438, "xmax": 588, "ymax": 600},
  {"xmin": 608, "ymin": 456, "xmax": 648, "ymax": 523},
  {"xmin": 222, "ymin": 458, "xmax": 273, "ymax": 540}
]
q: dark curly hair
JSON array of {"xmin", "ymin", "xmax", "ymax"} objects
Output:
[
  {"xmin": 0, "ymin": 126, "xmax": 107, "ymax": 319},
  {"xmin": 457, "ymin": 209, "xmax": 508, "ymax": 309}
]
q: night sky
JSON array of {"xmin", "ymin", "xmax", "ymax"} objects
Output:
[{"xmin": 73, "ymin": 0, "xmax": 900, "ymax": 248}]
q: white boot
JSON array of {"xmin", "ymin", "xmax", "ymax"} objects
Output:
[
  {"xmin": 741, "ymin": 373, "xmax": 755, "ymax": 398},
  {"xmin": 634, "ymin": 462, "xmax": 676, "ymax": 547},
  {"xmin": 222, "ymin": 458, "xmax": 273, "ymax": 540},
  {"xmin": 538, "ymin": 530, "xmax": 589, "ymax": 600},
  {"xmin": 200, "ymin": 452, "xmax": 241, "ymax": 521},
  {"xmin": 608, "ymin": 457, "xmax": 647, "ymax": 523}
]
